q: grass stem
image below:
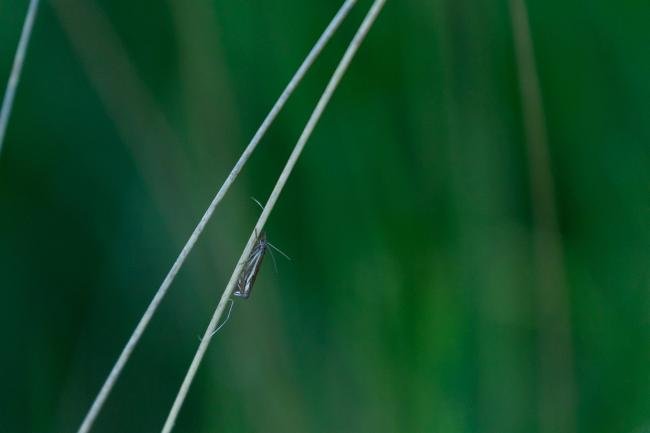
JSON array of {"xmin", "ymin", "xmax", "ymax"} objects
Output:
[
  {"xmin": 75, "ymin": 2, "xmax": 357, "ymax": 432},
  {"xmin": 0, "ymin": 0, "xmax": 40, "ymax": 157},
  {"xmin": 508, "ymin": 0, "xmax": 576, "ymax": 431}
]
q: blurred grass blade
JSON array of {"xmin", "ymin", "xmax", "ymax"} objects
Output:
[
  {"xmin": 75, "ymin": 1, "xmax": 358, "ymax": 432},
  {"xmin": 508, "ymin": 0, "xmax": 576, "ymax": 431},
  {"xmin": 159, "ymin": 0, "xmax": 387, "ymax": 431},
  {"xmin": 0, "ymin": 0, "xmax": 40, "ymax": 157}
]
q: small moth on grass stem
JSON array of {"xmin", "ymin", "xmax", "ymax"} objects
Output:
[
  {"xmin": 234, "ymin": 215, "xmax": 290, "ymax": 299},
  {"xmin": 234, "ymin": 231, "xmax": 268, "ymax": 299}
]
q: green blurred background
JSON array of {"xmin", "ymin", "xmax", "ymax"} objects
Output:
[{"xmin": 0, "ymin": 0, "xmax": 648, "ymax": 432}]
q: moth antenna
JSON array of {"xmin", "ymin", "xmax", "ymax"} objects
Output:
[
  {"xmin": 208, "ymin": 299, "xmax": 235, "ymax": 338},
  {"xmin": 250, "ymin": 197, "xmax": 265, "ymax": 211},
  {"xmin": 267, "ymin": 241, "xmax": 292, "ymax": 261},
  {"xmin": 267, "ymin": 246, "xmax": 279, "ymax": 274}
]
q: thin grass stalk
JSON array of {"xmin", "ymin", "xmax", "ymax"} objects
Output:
[
  {"xmin": 160, "ymin": 0, "xmax": 387, "ymax": 431},
  {"xmin": 75, "ymin": 2, "xmax": 357, "ymax": 432},
  {"xmin": 0, "ymin": 0, "xmax": 40, "ymax": 157},
  {"xmin": 508, "ymin": 0, "xmax": 576, "ymax": 431}
]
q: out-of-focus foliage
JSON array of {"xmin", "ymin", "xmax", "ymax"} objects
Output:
[{"xmin": 0, "ymin": 0, "xmax": 647, "ymax": 432}]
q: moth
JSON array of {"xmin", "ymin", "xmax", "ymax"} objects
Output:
[{"xmin": 234, "ymin": 229, "xmax": 290, "ymax": 299}]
